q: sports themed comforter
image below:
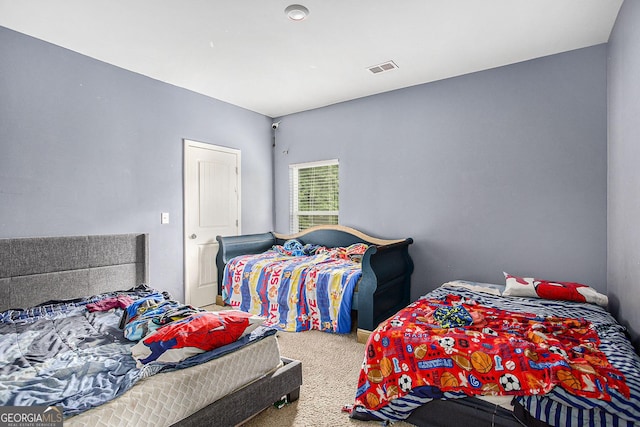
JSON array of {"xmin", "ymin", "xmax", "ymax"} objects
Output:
[
  {"xmin": 350, "ymin": 283, "xmax": 640, "ymax": 427},
  {"xmin": 222, "ymin": 242, "xmax": 367, "ymax": 333},
  {"xmin": 0, "ymin": 286, "xmax": 274, "ymax": 417}
]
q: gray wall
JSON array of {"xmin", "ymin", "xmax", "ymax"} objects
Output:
[
  {"xmin": 1, "ymin": 25, "xmax": 617, "ymax": 329},
  {"xmin": 274, "ymin": 45, "xmax": 608, "ymax": 301},
  {"xmin": 0, "ymin": 27, "xmax": 274, "ymax": 301},
  {"xmin": 608, "ymin": 1, "xmax": 640, "ymax": 352}
]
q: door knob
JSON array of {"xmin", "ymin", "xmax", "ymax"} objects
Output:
[{"xmin": 190, "ymin": 234, "xmax": 197, "ymax": 239}]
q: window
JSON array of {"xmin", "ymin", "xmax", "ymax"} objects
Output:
[{"xmin": 289, "ymin": 159, "xmax": 339, "ymax": 232}]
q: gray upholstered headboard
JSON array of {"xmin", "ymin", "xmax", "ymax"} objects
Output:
[{"xmin": 0, "ymin": 233, "xmax": 149, "ymax": 311}]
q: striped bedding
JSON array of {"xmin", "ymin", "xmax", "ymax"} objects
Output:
[
  {"xmin": 352, "ymin": 282, "xmax": 640, "ymax": 426},
  {"xmin": 222, "ymin": 250, "xmax": 362, "ymax": 333}
]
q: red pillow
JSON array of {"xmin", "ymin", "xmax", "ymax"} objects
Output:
[
  {"xmin": 502, "ymin": 272, "xmax": 608, "ymax": 307},
  {"xmin": 131, "ymin": 310, "xmax": 264, "ymax": 365}
]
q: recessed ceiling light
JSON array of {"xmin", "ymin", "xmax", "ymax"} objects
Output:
[{"xmin": 285, "ymin": 4, "xmax": 309, "ymax": 21}]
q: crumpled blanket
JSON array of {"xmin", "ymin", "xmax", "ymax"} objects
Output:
[
  {"xmin": 352, "ymin": 294, "xmax": 629, "ymax": 415},
  {"xmin": 432, "ymin": 305, "xmax": 473, "ymax": 328},
  {"xmin": 0, "ymin": 287, "xmax": 155, "ymax": 416},
  {"xmin": 86, "ymin": 295, "xmax": 134, "ymax": 312},
  {"xmin": 272, "ymin": 239, "xmax": 369, "ymax": 262},
  {"xmin": 121, "ymin": 294, "xmax": 203, "ymax": 341},
  {"xmin": 272, "ymin": 239, "xmax": 323, "ymax": 257},
  {"xmin": 0, "ymin": 286, "xmax": 276, "ymax": 417}
]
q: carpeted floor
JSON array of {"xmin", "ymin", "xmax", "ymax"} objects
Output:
[{"xmin": 240, "ymin": 329, "xmax": 415, "ymax": 427}]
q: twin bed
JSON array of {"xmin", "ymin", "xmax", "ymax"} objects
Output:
[
  {"xmin": 216, "ymin": 225, "xmax": 415, "ymax": 342},
  {"xmin": 348, "ymin": 280, "xmax": 640, "ymax": 427},
  {"xmin": 0, "ymin": 233, "xmax": 302, "ymax": 426}
]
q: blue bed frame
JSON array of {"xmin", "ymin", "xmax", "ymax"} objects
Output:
[{"xmin": 216, "ymin": 225, "xmax": 414, "ymax": 341}]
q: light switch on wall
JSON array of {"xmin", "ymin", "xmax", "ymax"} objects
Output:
[{"xmin": 161, "ymin": 212, "xmax": 170, "ymax": 224}]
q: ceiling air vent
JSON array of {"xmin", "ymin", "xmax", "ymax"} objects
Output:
[{"xmin": 367, "ymin": 60, "xmax": 398, "ymax": 74}]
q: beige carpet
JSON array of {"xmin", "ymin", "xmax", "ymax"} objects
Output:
[{"xmin": 241, "ymin": 329, "xmax": 415, "ymax": 427}]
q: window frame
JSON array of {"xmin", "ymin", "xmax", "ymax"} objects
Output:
[{"xmin": 289, "ymin": 159, "xmax": 339, "ymax": 233}]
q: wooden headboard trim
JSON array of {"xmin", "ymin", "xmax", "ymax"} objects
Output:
[{"xmin": 273, "ymin": 225, "xmax": 407, "ymax": 246}]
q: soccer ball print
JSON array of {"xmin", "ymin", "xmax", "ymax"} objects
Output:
[
  {"xmin": 499, "ymin": 373, "xmax": 521, "ymax": 392},
  {"xmin": 398, "ymin": 374, "xmax": 413, "ymax": 393}
]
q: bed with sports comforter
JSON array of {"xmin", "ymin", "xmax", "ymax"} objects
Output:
[{"xmin": 348, "ymin": 278, "xmax": 640, "ymax": 426}]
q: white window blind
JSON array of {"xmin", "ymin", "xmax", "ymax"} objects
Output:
[{"xmin": 289, "ymin": 159, "xmax": 339, "ymax": 233}]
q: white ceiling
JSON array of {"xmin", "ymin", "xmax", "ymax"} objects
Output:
[{"xmin": 0, "ymin": 0, "xmax": 624, "ymax": 118}]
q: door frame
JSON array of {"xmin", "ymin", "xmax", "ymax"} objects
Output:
[{"xmin": 183, "ymin": 139, "xmax": 241, "ymax": 305}]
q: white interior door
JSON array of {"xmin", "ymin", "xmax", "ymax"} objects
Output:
[{"xmin": 184, "ymin": 140, "xmax": 240, "ymax": 307}]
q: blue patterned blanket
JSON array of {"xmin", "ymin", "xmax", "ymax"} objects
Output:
[{"xmin": 0, "ymin": 286, "xmax": 275, "ymax": 417}]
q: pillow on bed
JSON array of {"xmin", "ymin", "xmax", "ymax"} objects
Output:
[
  {"xmin": 502, "ymin": 272, "xmax": 608, "ymax": 307},
  {"xmin": 131, "ymin": 310, "xmax": 265, "ymax": 366}
]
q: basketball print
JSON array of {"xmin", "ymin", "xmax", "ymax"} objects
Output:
[
  {"xmin": 470, "ymin": 350, "xmax": 493, "ymax": 373},
  {"xmin": 366, "ymin": 391, "xmax": 379, "ymax": 408},
  {"xmin": 380, "ymin": 357, "xmax": 393, "ymax": 377},
  {"xmin": 584, "ymin": 354, "xmax": 607, "ymax": 367},
  {"xmin": 557, "ymin": 369, "xmax": 582, "ymax": 390},
  {"xmin": 440, "ymin": 371, "xmax": 459, "ymax": 388}
]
